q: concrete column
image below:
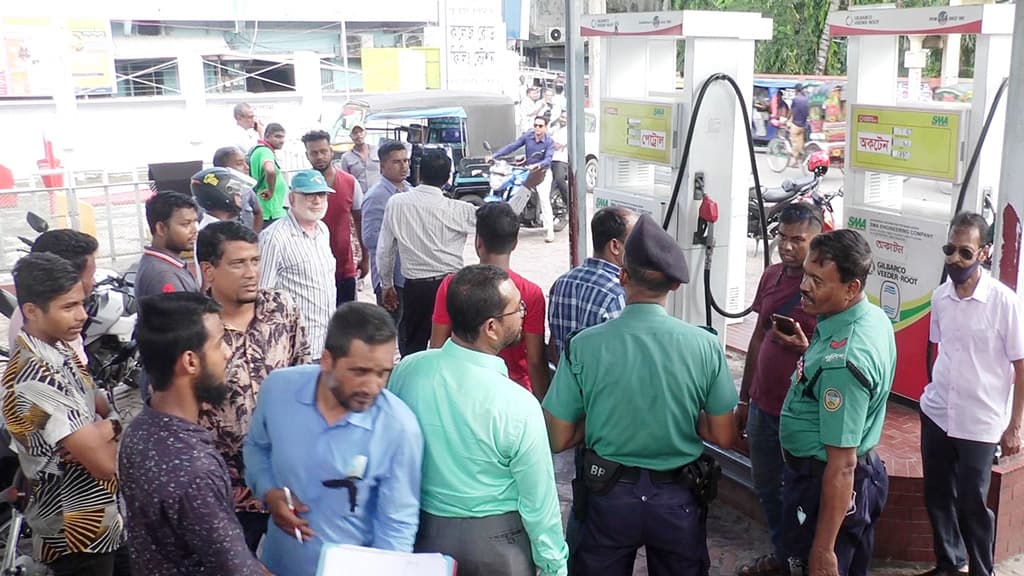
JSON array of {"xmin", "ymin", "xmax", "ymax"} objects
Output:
[
  {"xmin": 963, "ymin": 33, "xmax": 1011, "ymax": 215},
  {"xmin": 942, "ymin": 0, "xmax": 963, "ymax": 88},
  {"xmin": 176, "ymin": 53, "xmax": 207, "ymax": 155},
  {"xmin": 993, "ymin": 1, "xmax": 1024, "ymax": 293},
  {"xmin": 902, "ymin": 35, "xmax": 926, "ymax": 103},
  {"xmin": 293, "ymin": 51, "xmax": 325, "ymax": 125}
]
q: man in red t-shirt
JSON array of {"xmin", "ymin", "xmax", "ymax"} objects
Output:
[
  {"xmin": 303, "ymin": 130, "xmax": 368, "ymax": 305},
  {"xmin": 736, "ymin": 202, "xmax": 822, "ymax": 576},
  {"xmin": 431, "ymin": 203, "xmax": 549, "ymax": 400}
]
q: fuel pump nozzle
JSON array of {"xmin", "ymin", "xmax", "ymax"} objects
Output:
[{"xmin": 694, "ymin": 194, "xmax": 719, "ymax": 247}]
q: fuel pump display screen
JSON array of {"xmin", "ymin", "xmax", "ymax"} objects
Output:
[
  {"xmin": 599, "ymin": 99, "xmax": 675, "ymax": 165},
  {"xmin": 849, "ymin": 104, "xmax": 967, "ymax": 182}
]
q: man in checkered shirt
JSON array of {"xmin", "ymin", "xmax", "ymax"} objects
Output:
[{"xmin": 547, "ymin": 207, "xmax": 637, "ymax": 364}]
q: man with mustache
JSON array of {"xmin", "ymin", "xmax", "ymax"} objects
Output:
[
  {"xmin": 259, "ymin": 170, "xmax": 338, "ymax": 352},
  {"xmin": 197, "ymin": 221, "xmax": 312, "ymax": 552},
  {"xmin": 3, "ymin": 253, "xmax": 128, "ymax": 575},
  {"xmin": 119, "ymin": 292, "xmax": 269, "ymax": 575},
  {"xmin": 776, "ymin": 229, "xmax": 895, "ymax": 576},
  {"xmin": 244, "ymin": 303, "xmax": 423, "ymax": 576},
  {"xmin": 918, "ymin": 212, "xmax": 1024, "ymax": 576}
]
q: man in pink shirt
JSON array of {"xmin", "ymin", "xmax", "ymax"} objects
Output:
[{"xmin": 430, "ymin": 203, "xmax": 549, "ymax": 401}]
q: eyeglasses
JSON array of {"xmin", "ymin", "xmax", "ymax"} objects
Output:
[
  {"xmin": 493, "ymin": 300, "xmax": 527, "ymax": 319},
  {"xmin": 942, "ymin": 243, "xmax": 981, "ymax": 261}
]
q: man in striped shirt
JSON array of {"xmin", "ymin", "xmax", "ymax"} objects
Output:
[
  {"xmin": 258, "ymin": 170, "xmax": 337, "ymax": 353},
  {"xmin": 376, "ymin": 150, "xmax": 530, "ymax": 355}
]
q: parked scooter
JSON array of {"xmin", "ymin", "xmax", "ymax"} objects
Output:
[
  {"xmin": 482, "ymin": 143, "xmax": 568, "ymax": 232},
  {"xmin": 748, "ymin": 150, "xmax": 831, "ymax": 240}
]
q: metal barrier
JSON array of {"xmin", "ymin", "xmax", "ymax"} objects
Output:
[{"xmin": 0, "ymin": 177, "xmax": 154, "ymax": 282}]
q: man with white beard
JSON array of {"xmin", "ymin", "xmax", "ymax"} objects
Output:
[{"xmin": 259, "ymin": 170, "xmax": 337, "ymax": 353}]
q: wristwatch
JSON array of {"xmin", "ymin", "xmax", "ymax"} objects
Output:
[{"xmin": 110, "ymin": 418, "xmax": 123, "ymax": 443}]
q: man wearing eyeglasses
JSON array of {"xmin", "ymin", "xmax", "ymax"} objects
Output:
[
  {"xmin": 918, "ymin": 211, "xmax": 1024, "ymax": 576},
  {"xmin": 486, "ymin": 115, "xmax": 557, "ymax": 242},
  {"xmin": 389, "ymin": 265, "xmax": 568, "ymax": 576}
]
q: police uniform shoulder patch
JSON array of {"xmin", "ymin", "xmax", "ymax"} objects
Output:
[{"xmin": 823, "ymin": 387, "xmax": 843, "ymax": 412}]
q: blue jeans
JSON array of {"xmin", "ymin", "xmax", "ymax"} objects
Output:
[{"xmin": 747, "ymin": 401, "xmax": 785, "ymax": 561}]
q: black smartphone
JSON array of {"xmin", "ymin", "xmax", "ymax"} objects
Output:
[{"xmin": 772, "ymin": 314, "xmax": 797, "ymax": 336}]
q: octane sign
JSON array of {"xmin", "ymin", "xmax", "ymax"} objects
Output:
[{"xmin": 848, "ymin": 104, "xmax": 967, "ymax": 182}]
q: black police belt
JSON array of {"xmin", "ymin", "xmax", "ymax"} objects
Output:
[
  {"xmin": 782, "ymin": 449, "xmax": 878, "ymax": 477},
  {"xmin": 583, "ymin": 449, "xmax": 721, "ymax": 506}
]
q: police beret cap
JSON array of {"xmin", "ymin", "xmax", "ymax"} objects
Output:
[{"xmin": 624, "ymin": 213, "xmax": 689, "ymax": 284}]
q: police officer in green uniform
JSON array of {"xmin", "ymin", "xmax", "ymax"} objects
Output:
[
  {"xmin": 774, "ymin": 229, "xmax": 895, "ymax": 576},
  {"xmin": 543, "ymin": 214, "xmax": 737, "ymax": 576}
]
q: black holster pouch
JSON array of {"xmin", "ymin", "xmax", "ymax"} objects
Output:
[
  {"xmin": 571, "ymin": 445, "xmax": 589, "ymax": 522},
  {"xmin": 681, "ymin": 454, "xmax": 722, "ymax": 507},
  {"xmin": 583, "ymin": 449, "xmax": 624, "ymax": 496}
]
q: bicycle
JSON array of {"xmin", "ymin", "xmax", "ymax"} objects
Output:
[{"xmin": 765, "ymin": 124, "xmax": 822, "ymax": 175}]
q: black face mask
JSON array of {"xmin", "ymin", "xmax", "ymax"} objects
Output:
[{"xmin": 945, "ymin": 259, "xmax": 981, "ymax": 286}]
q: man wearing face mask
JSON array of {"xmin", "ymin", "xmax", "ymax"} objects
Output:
[
  {"xmin": 776, "ymin": 230, "xmax": 895, "ymax": 576},
  {"xmin": 258, "ymin": 170, "xmax": 338, "ymax": 353},
  {"xmin": 244, "ymin": 303, "xmax": 424, "ymax": 576},
  {"xmin": 917, "ymin": 212, "xmax": 1024, "ymax": 576}
]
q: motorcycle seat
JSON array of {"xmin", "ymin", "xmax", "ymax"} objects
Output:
[
  {"xmin": 783, "ymin": 174, "xmax": 818, "ymax": 193},
  {"xmin": 760, "ymin": 186, "xmax": 800, "ymax": 204}
]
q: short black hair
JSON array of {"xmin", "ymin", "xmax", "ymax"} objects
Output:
[
  {"xmin": 778, "ymin": 203, "xmax": 824, "ymax": 230},
  {"xmin": 419, "ymin": 149, "xmax": 452, "ymax": 187},
  {"xmin": 625, "ymin": 262, "xmax": 675, "ymax": 293},
  {"xmin": 31, "ymin": 229, "xmax": 99, "ymax": 276},
  {"xmin": 264, "ymin": 122, "xmax": 285, "ymax": 137},
  {"xmin": 809, "ymin": 229, "xmax": 873, "ymax": 289},
  {"xmin": 136, "ymin": 292, "xmax": 222, "ymax": 392},
  {"xmin": 13, "ymin": 252, "xmax": 82, "ymax": 312},
  {"xmin": 447, "ymin": 265, "xmax": 510, "ymax": 342},
  {"xmin": 534, "ymin": 116, "xmax": 549, "ymax": 126},
  {"xmin": 476, "ymin": 203, "xmax": 519, "ymax": 255},
  {"xmin": 145, "ymin": 191, "xmax": 198, "ymax": 234},
  {"xmin": 301, "ymin": 129, "xmax": 331, "ymax": 146},
  {"xmin": 213, "ymin": 146, "xmax": 244, "ymax": 168},
  {"xmin": 378, "ymin": 139, "xmax": 407, "ymax": 162},
  {"xmin": 949, "ymin": 211, "xmax": 990, "ymax": 246},
  {"xmin": 197, "ymin": 221, "xmax": 259, "ymax": 266},
  {"xmin": 323, "ymin": 302, "xmax": 397, "ymax": 359},
  {"xmin": 592, "ymin": 207, "xmax": 632, "ymax": 253}
]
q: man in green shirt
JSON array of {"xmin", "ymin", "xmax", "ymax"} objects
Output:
[
  {"xmin": 544, "ymin": 214, "xmax": 737, "ymax": 575},
  {"xmin": 776, "ymin": 229, "xmax": 895, "ymax": 576},
  {"xmin": 388, "ymin": 264, "xmax": 568, "ymax": 576},
  {"xmin": 249, "ymin": 122, "xmax": 289, "ymax": 225}
]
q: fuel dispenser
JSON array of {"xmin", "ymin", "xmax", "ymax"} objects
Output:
[
  {"xmin": 829, "ymin": 4, "xmax": 1014, "ymax": 401},
  {"xmin": 585, "ymin": 10, "xmax": 772, "ymax": 339}
]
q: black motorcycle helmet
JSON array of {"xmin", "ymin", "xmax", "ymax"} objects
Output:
[{"xmin": 190, "ymin": 167, "xmax": 247, "ymax": 215}]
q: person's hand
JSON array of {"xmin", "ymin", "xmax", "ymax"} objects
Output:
[
  {"xmin": 808, "ymin": 545, "xmax": 839, "ymax": 576},
  {"xmin": 254, "ymin": 119, "xmax": 264, "ymax": 137},
  {"xmin": 382, "ymin": 287, "xmax": 399, "ymax": 312},
  {"xmin": 1001, "ymin": 421, "xmax": 1022, "ymax": 457},
  {"xmin": 735, "ymin": 402, "xmax": 749, "ymax": 438},
  {"xmin": 265, "ymin": 488, "xmax": 315, "ymax": 541},
  {"xmin": 260, "ymin": 189, "xmax": 273, "ymax": 201},
  {"xmin": 484, "ymin": 155, "xmax": 493, "ymax": 163},
  {"xmin": 358, "ymin": 256, "xmax": 369, "ymax": 279},
  {"xmin": 771, "ymin": 320, "xmax": 810, "ymax": 354}
]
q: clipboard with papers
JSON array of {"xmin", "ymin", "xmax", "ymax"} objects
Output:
[{"xmin": 316, "ymin": 544, "xmax": 457, "ymax": 576}]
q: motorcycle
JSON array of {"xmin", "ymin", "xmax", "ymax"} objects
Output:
[
  {"xmin": 483, "ymin": 145, "xmax": 568, "ymax": 232},
  {"xmin": 748, "ymin": 150, "xmax": 834, "ymax": 241},
  {"xmin": 1, "ymin": 213, "xmax": 143, "ymax": 424}
]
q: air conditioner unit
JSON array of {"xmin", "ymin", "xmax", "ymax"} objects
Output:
[{"xmin": 547, "ymin": 27, "xmax": 564, "ymax": 43}]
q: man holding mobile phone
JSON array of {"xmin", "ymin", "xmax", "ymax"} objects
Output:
[{"xmin": 736, "ymin": 204, "xmax": 821, "ymax": 576}]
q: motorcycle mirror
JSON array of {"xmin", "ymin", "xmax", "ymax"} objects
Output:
[{"xmin": 26, "ymin": 212, "xmax": 49, "ymax": 234}]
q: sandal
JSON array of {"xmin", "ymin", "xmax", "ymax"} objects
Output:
[{"xmin": 736, "ymin": 553, "xmax": 785, "ymax": 576}]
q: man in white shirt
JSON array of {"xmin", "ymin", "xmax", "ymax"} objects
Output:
[
  {"xmin": 231, "ymin": 103, "xmax": 261, "ymax": 155},
  {"xmin": 919, "ymin": 211, "xmax": 1024, "ymax": 576},
  {"xmin": 550, "ymin": 110, "xmax": 569, "ymax": 210},
  {"xmin": 376, "ymin": 150, "xmax": 530, "ymax": 355}
]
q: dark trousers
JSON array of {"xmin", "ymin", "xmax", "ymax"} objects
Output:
[
  {"xmin": 48, "ymin": 546, "xmax": 131, "ymax": 576},
  {"xmin": 401, "ymin": 276, "xmax": 445, "ymax": 356},
  {"xmin": 782, "ymin": 451, "xmax": 888, "ymax": 576},
  {"xmin": 237, "ymin": 511, "xmax": 270, "ymax": 554},
  {"xmin": 921, "ymin": 412, "xmax": 997, "ymax": 576},
  {"xmin": 415, "ymin": 510, "xmax": 534, "ymax": 576},
  {"xmin": 336, "ymin": 276, "xmax": 357, "ymax": 306},
  {"xmin": 551, "ymin": 160, "xmax": 568, "ymax": 199},
  {"xmin": 747, "ymin": 401, "xmax": 786, "ymax": 561},
  {"xmin": 375, "ymin": 285, "xmax": 405, "ymax": 352},
  {"xmin": 575, "ymin": 470, "xmax": 709, "ymax": 576}
]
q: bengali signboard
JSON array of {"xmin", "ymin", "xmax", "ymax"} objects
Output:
[
  {"xmin": 599, "ymin": 99, "xmax": 674, "ymax": 165},
  {"xmin": 845, "ymin": 207, "xmax": 948, "ymax": 401},
  {"xmin": 443, "ymin": 0, "xmax": 504, "ymax": 94},
  {"xmin": 0, "ymin": 17, "xmax": 115, "ymax": 97},
  {"xmin": 849, "ymin": 104, "xmax": 968, "ymax": 183}
]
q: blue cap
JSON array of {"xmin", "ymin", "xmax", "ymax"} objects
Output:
[{"xmin": 290, "ymin": 170, "xmax": 334, "ymax": 194}]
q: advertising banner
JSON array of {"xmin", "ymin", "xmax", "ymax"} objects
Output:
[
  {"xmin": 849, "ymin": 104, "xmax": 967, "ymax": 182},
  {"xmin": 845, "ymin": 207, "xmax": 949, "ymax": 400},
  {"xmin": 0, "ymin": 17, "xmax": 115, "ymax": 97},
  {"xmin": 599, "ymin": 99, "xmax": 674, "ymax": 165},
  {"xmin": 67, "ymin": 18, "xmax": 117, "ymax": 95},
  {"xmin": 443, "ymin": 0, "xmax": 505, "ymax": 94}
]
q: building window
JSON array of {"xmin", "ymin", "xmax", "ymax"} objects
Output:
[
  {"xmin": 203, "ymin": 58, "xmax": 295, "ymax": 93},
  {"xmin": 115, "ymin": 58, "xmax": 180, "ymax": 97}
]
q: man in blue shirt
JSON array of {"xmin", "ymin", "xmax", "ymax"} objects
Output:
[
  {"xmin": 361, "ymin": 140, "xmax": 410, "ymax": 342},
  {"xmin": 789, "ymin": 83, "xmax": 811, "ymax": 167},
  {"xmin": 488, "ymin": 115, "xmax": 557, "ymax": 242},
  {"xmin": 243, "ymin": 302, "xmax": 424, "ymax": 576}
]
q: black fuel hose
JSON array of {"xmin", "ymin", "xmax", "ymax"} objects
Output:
[
  {"xmin": 660, "ymin": 73, "xmax": 771, "ymax": 328},
  {"xmin": 926, "ymin": 75, "xmax": 1009, "ymax": 380}
]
